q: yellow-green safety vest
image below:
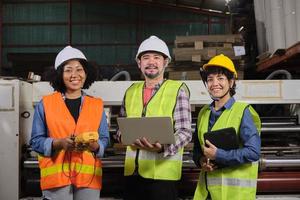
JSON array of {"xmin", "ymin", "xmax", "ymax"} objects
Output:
[
  {"xmin": 124, "ymin": 80, "xmax": 189, "ymax": 180},
  {"xmin": 194, "ymin": 101, "xmax": 261, "ymax": 200}
]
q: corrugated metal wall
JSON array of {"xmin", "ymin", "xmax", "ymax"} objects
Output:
[{"xmin": 1, "ymin": 1, "xmax": 228, "ymax": 79}]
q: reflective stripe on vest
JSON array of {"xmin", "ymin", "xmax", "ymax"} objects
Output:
[
  {"xmin": 125, "ymin": 146, "xmax": 182, "ymax": 161},
  {"xmin": 39, "ymin": 92, "xmax": 103, "ymax": 190},
  {"xmin": 40, "ymin": 163, "xmax": 102, "ymax": 177},
  {"xmin": 207, "ymin": 177, "xmax": 257, "ymax": 188},
  {"xmin": 124, "ymin": 80, "xmax": 187, "ymax": 180},
  {"xmin": 194, "ymin": 101, "xmax": 261, "ymax": 200}
]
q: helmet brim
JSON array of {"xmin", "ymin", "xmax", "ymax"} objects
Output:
[{"xmin": 203, "ymin": 63, "xmax": 237, "ymax": 78}]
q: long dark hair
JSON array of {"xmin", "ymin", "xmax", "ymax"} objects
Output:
[{"xmin": 48, "ymin": 59, "xmax": 97, "ymax": 93}]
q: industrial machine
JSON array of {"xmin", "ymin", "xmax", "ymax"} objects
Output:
[{"xmin": 1, "ymin": 78, "xmax": 300, "ymax": 199}]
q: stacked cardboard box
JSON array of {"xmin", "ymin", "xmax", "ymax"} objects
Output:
[
  {"xmin": 173, "ymin": 34, "xmax": 244, "ymax": 62},
  {"xmin": 170, "ymin": 34, "xmax": 245, "ymax": 80},
  {"xmin": 166, "ymin": 62, "xmax": 202, "ymax": 80}
]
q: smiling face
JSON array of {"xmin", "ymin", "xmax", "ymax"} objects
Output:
[
  {"xmin": 207, "ymin": 73, "xmax": 233, "ymax": 101},
  {"xmin": 137, "ymin": 52, "xmax": 168, "ymax": 81},
  {"xmin": 62, "ymin": 59, "xmax": 86, "ymax": 93}
]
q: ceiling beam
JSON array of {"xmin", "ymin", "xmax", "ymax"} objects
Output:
[{"xmin": 97, "ymin": 0, "xmax": 227, "ymax": 17}]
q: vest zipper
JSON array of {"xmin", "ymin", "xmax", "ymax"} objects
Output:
[
  {"xmin": 133, "ymin": 149, "xmax": 140, "ymax": 175},
  {"xmin": 133, "ymin": 80, "xmax": 167, "ymax": 175},
  {"xmin": 133, "ymin": 106, "xmax": 147, "ymax": 175},
  {"xmin": 204, "ymin": 172, "xmax": 211, "ymax": 199}
]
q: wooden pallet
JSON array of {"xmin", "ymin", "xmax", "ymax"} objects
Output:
[
  {"xmin": 175, "ymin": 34, "xmax": 243, "ymax": 49},
  {"xmin": 173, "ymin": 34, "xmax": 244, "ymax": 62},
  {"xmin": 168, "ymin": 70, "xmax": 202, "ymax": 80},
  {"xmin": 173, "ymin": 47, "xmax": 240, "ymax": 61}
]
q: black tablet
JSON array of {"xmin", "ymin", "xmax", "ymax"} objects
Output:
[{"xmin": 203, "ymin": 127, "xmax": 239, "ymax": 150}]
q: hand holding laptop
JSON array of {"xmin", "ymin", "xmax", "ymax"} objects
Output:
[
  {"xmin": 117, "ymin": 117, "xmax": 176, "ymax": 145},
  {"xmin": 133, "ymin": 137, "xmax": 163, "ymax": 152}
]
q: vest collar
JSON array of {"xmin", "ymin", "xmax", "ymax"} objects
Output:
[
  {"xmin": 61, "ymin": 91, "xmax": 87, "ymax": 101},
  {"xmin": 144, "ymin": 79, "xmax": 166, "ymax": 90},
  {"xmin": 210, "ymin": 97, "xmax": 236, "ymax": 112}
]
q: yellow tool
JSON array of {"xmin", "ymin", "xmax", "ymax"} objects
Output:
[
  {"xmin": 74, "ymin": 131, "xmax": 99, "ymax": 143},
  {"xmin": 73, "ymin": 132, "xmax": 99, "ymax": 151}
]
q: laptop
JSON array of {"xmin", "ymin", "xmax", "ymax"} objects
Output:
[
  {"xmin": 117, "ymin": 117, "xmax": 175, "ymax": 145},
  {"xmin": 203, "ymin": 127, "xmax": 239, "ymax": 150}
]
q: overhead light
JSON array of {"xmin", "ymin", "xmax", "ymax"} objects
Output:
[
  {"xmin": 224, "ymin": 4, "xmax": 231, "ymax": 15},
  {"xmin": 207, "ymin": 9, "xmax": 223, "ymax": 13},
  {"xmin": 225, "ymin": 0, "xmax": 231, "ymax": 6},
  {"xmin": 238, "ymin": 26, "xmax": 244, "ymax": 32}
]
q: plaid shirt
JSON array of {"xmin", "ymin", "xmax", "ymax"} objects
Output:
[{"xmin": 118, "ymin": 81, "xmax": 192, "ymax": 157}]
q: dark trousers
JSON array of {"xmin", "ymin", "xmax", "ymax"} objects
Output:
[{"xmin": 123, "ymin": 175, "xmax": 178, "ymax": 200}]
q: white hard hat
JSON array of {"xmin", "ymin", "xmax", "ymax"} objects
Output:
[
  {"xmin": 136, "ymin": 35, "xmax": 171, "ymax": 62},
  {"xmin": 54, "ymin": 46, "xmax": 87, "ymax": 69}
]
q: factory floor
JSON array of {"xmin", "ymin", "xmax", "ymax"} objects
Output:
[{"xmin": 20, "ymin": 195, "xmax": 300, "ymax": 200}]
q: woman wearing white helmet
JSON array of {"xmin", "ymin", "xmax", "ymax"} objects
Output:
[
  {"xmin": 30, "ymin": 46, "xmax": 110, "ymax": 200},
  {"xmin": 193, "ymin": 54, "xmax": 261, "ymax": 200}
]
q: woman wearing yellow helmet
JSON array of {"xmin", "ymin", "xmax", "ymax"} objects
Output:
[
  {"xmin": 193, "ymin": 54, "xmax": 261, "ymax": 200},
  {"xmin": 201, "ymin": 54, "xmax": 237, "ymax": 101}
]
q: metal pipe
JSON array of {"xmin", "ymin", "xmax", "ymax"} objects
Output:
[
  {"xmin": 258, "ymin": 172, "xmax": 300, "ymax": 193},
  {"xmin": 110, "ymin": 71, "xmax": 131, "ymax": 81},
  {"xmin": 23, "ymin": 160, "xmax": 38, "ymax": 169},
  {"xmin": 192, "ymin": 123, "xmax": 300, "ymax": 133},
  {"xmin": 262, "ymin": 122, "xmax": 296, "ymax": 126},
  {"xmin": 261, "ymin": 146, "xmax": 300, "ymax": 155},
  {"xmin": 264, "ymin": 158, "xmax": 300, "ymax": 167},
  {"xmin": 260, "ymin": 158, "xmax": 300, "ymax": 169},
  {"xmin": 261, "ymin": 150, "xmax": 300, "ymax": 155},
  {"xmin": 186, "ymin": 123, "xmax": 300, "ymax": 134},
  {"xmin": 261, "ymin": 126, "xmax": 300, "ymax": 132},
  {"xmin": 265, "ymin": 69, "xmax": 292, "ymax": 80}
]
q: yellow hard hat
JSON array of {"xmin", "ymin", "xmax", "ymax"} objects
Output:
[{"xmin": 203, "ymin": 54, "xmax": 237, "ymax": 78}]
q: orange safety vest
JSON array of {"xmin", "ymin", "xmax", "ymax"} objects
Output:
[{"xmin": 38, "ymin": 92, "xmax": 103, "ymax": 190}]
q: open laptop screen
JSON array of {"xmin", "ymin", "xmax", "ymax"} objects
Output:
[{"xmin": 117, "ymin": 117, "xmax": 175, "ymax": 145}]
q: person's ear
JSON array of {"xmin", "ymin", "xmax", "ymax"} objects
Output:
[
  {"xmin": 137, "ymin": 60, "xmax": 141, "ymax": 69},
  {"xmin": 229, "ymin": 79, "xmax": 234, "ymax": 88},
  {"xmin": 163, "ymin": 59, "xmax": 169, "ymax": 68}
]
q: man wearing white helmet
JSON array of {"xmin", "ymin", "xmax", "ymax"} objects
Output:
[
  {"xmin": 30, "ymin": 46, "xmax": 110, "ymax": 200},
  {"xmin": 117, "ymin": 36, "xmax": 192, "ymax": 200}
]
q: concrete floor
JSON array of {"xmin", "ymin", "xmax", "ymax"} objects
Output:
[
  {"xmin": 20, "ymin": 195, "xmax": 300, "ymax": 200},
  {"xmin": 256, "ymin": 195, "xmax": 300, "ymax": 200}
]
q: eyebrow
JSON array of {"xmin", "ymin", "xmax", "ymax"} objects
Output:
[
  {"xmin": 208, "ymin": 73, "xmax": 224, "ymax": 76},
  {"xmin": 142, "ymin": 53, "xmax": 161, "ymax": 57},
  {"xmin": 64, "ymin": 65, "xmax": 83, "ymax": 68}
]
